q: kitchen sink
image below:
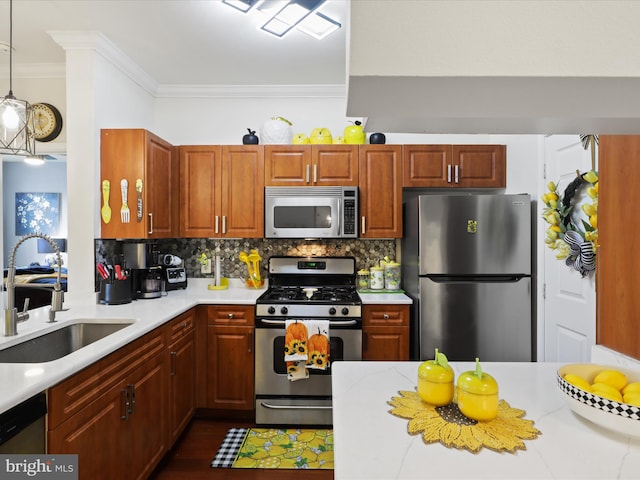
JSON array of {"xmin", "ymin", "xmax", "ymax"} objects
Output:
[{"xmin": 0, "ymin": 321, "xmax": 135, "ymax": 363}]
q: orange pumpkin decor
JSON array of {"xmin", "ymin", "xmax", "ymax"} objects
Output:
[
  {"xmin": 307, "ymin": 328, "xmax": 330, "ymax": 369},
  {"xmin": 285, "ymin": 321, "xmax": 308, "ymax": 357}
]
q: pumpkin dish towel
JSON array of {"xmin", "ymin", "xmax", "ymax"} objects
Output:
[{"xmin": 284, "ymin": 320, "xmax": 330, "ymax": 381}]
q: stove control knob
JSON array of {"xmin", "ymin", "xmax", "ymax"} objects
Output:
[
  {"xmin": 341, "ymin": 307, "xmax": 349, "ymax": 315},
  {"xmin": 329, "ymin": 307, "xmax": 337, "ymax": 315},
  {"xmin": 268, "ymin": 306, "xmax": 276, "ymax": 315},
  {"xmin": 280, "ymin": 306, "xmax": 288, "ymax": 315}
]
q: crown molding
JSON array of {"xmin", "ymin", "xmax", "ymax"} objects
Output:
[
  {"xmin": 0, "ymin": 63, "xmax": 66, "ymax": 79},
  {"xmin": 154, "ymin": 83, "xmax": 346, "ymax": 98},
  {"xmin": 47, "ymin": 30, "xmax": 158, "ymax": 95}
]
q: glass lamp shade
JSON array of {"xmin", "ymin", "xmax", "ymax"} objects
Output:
[{"xmin": 0, "ymin": 94, "xmax": 35, "ymax": 155}]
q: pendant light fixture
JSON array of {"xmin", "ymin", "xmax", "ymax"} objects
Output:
[{"xmin": 0, "ymin": 0, "xmax": 35, "ymax": 156}]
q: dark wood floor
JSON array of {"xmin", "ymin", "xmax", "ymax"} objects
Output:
[{"xmin": 150, "ymin": 418, "xmax": 334, "ymax": 480}]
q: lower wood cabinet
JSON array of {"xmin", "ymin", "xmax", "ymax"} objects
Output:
[
  {"xmin": 362, "ymin": 304, "xmax": 410, "ymax": 360},
  {"xmin": 167, "ymin": 310, "xmax": 196, "ymax": 445},
  {"xmin": 48, "ymin": 329, "xmax": 168, "ymax": 480},
  {"xmin": 205, "ymin": 305, "xmax": 255, "ymax": 411}
]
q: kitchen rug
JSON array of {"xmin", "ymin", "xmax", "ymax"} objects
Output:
[{"xmin": 211, "ymin": 427, "xmax": 334, "ymax": 469}]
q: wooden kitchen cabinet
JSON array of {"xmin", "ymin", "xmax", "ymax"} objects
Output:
[
  {"xmin": 359, "ymin": 145, "xmax": 403, "ymax": 238},
  {"xmin": 362, "ymin": 304, "xmax": 410, "ymax": 360},
  {"xmin": 48, "ymin": 328, "xmax": 168, "ymax": 480},
  {"xmin": 206, "ymin": 305, "xmax": 255, "ymax": 411},
  {"xmin": 179, "ymin": 145, "xmax": 264, "ymax": 237},
  {"xmin": 403, "ymin": 144, "xmax": 506, "ymax": 188},
  {"xmin": 265, "ymin": 144, "xmax": 359, "ymax": 186},
  {"xmin": 101, "ymin": 129, "xmax": 178, "ymax": 239},
  {"xmin": 597, "ymin": 136, "xmax": 640, "ymax": 359},
  {"xmin": 167, "ymin": 309, "xmax": 196, "ymax": 445}
]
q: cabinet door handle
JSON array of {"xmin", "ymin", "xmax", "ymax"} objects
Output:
[
  {"xmin": 121, "ymin": 389, "xmax": 129, "ymax": 420},
  {"xmin": 128, "ymin": 384, "xmax": 136, "ymax": 415},
  {"xmin": 447, "ymin": 164, "xmax": 452, "ymax": 183},
  {"xmin": 361, "ymin": 216, "xmax": 366, "ymax": 235},
  {"xmin": 313, "ymin": 164, "xmax": 318, "ymax": 183},
  {"xmin": 170, "ymin": 351, "xmax": 177, "ymax": 376},
  {"xmin": 228, "ymin": 313, "xmax": 234, "ymax": 319},
  {"xmin": 215, "ymin": 215, "xmax": 219, "ymax": 234},
  {"xmin": 248, "ymin": 331, "xmax": 253, "ymax": 353},
  {"xmin": 454, "ymin": 165, "xmax": 459, "ymax": 183},
  {"xmin": 148, "ymin": 213, "xmax": 154, "ymax": 234},
  {"xmin": 383, "ymin": 313, "xmax": 390, "ymax": 319},
  {"xmin": 222, "ymin": 216, "xmax": 227, "ymax": 234},
  {"xmin": 306, "ymin": 164, "xmax": 310, "ymax": 183}
]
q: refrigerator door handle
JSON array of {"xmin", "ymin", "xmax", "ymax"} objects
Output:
[{"xmin": 427, "ymin": 275, "xmax": 528, "ymax": 283}]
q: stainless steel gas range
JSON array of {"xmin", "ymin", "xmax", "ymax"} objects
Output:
[{"xmin": 254, "ymin": 256, "xmax": 362, "ymax": 426}]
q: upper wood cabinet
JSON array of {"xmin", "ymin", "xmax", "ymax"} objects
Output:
[
  {"xmin": 597, "ymin": 136, "xmax": 640, "ymax": 360},
  {"xmin": 101, "ymin": 129, "xmax": 177, "ymax": 239},
  {"xmin": 359, "ymin": 145, "xmax": 403, "ymax": 238},
  {"xmin": 265, "ymin": 144, "xmax": 359, "ymax": 186},
  {"xmin": 403, "ymin": 144, "xmax": 506, "ymax": 188},
  {"xmin": 179, "ymin": 145, "xmax": 264, "ymax": 238}
]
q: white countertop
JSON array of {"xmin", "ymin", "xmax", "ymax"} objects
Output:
[
  {"xmin": 332, "ymin": 361, "xmax": 640, "ymax": 480},
  {"xmin": 0, "ymin": 279, "xmax": 412, "ymax": 413}
]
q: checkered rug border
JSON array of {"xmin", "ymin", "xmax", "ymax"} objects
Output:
[{"xmin": 210, "ymin": 428, "xmax": 249, "ymax": 468}]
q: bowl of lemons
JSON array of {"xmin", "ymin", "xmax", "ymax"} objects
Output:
[{"xmin": 557, "ymin": 364, "xmax": 640, "ymax": 438}]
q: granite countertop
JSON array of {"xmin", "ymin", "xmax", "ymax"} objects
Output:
[
  {"xmin": 0, "ymin": 279, "xmax": 412, "ymax": 413},
  {"xmin": 332, "ymin": 361, "xmax": 640, "ymax": 480}
]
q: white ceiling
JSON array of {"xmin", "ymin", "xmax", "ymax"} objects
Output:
[{"xmin": 0, "ymin": 0, "xmax": 348, "ymax": 86}]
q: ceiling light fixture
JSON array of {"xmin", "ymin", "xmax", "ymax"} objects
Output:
[
  {"xmin": 0, "ymin": 0, "xmax": 35, "ymax": 156},
  {"xmin": 296, "ymin": 11, "xmax": 341, "ymax": 39},
  {"xmin": 222, "ymin": 0, "xmax": 260, "ymax": 13},
  {"xmin": 260, "ymin": 0, "xmax": 325, "ymax": 38}
]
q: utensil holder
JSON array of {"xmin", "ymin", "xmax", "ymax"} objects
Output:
[{"xmin": 99, "ymin": 278, "xmax": 132, "ymax": 305}]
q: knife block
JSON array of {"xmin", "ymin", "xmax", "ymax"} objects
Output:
[{"xmin": 99, "ymin": 278, "xmax": 132, "ymax": 305}]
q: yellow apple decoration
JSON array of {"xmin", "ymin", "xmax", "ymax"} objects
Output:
[
  {"xmin": 333, "ymin": 136, "xmax": 345, "ymax": 144},
  {"xmin": 309, "ymin": 128, "xmax": 333, "ymax": 144},
  {"xmin": 343, "ymin": 120, "xmax": 366, "ymax": 144},
  {"xmin": 456, "ymin": 358, "xmax": 499, "ymax": 421},
  {"xmin": 417, "ymin": 348, "xmax": 455, "ymax": 406},
  {"xmin": 293, "ymin": 133, "xmax": 310, "ymax": 144}
]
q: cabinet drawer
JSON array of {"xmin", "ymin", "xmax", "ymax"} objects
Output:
[
  {"xmin": 48, "ymin": 328, "xmax": 165, "ymax": 429},
  {"xmin": 363, "ymin": 305, "xmax": 409, "ymax": 327},
  {"xmin": 168, "ymin": 309, "xmax": 195, "ymax": 343},
  {"xmin": 207, "ymin": 305, "xmax": 254, "ymax": 326}
]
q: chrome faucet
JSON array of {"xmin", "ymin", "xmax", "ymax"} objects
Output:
[{"xmin": 4, "ymin": 233, "xmax": 66, "ymax": 336}]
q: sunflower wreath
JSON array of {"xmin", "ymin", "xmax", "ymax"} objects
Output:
[{"xmin": 542, "ymin": 171, "xmax": 598, "ymax": 277}]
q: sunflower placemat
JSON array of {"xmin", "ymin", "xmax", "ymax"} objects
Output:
[{"xmin": 388, "ymin": 390, "xmax": 540, "ymax": 453}]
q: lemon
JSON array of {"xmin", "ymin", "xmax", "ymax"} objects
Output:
[
  {"xmin": 622, "ymin": 382, "xmax": 640, "ymax": 395},
  {"xmin": 563, "ymin": 373, "xmax": 592, "ymax": 392},
  {"xmin": 591, "ymin": 382, "xmax": 624, "ymax": 402},
  {"xmin": 623, "ymin": 392, "xmax": 640, "ymax": 407},
  {"xmin": 593, "ymin": 369, "xmax": 627, "ymax": 391},
  {"xmin": 233, "ymin": 457, "xmax": 257, "ymax": 468}
]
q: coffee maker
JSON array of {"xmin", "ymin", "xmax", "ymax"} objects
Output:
[{"xmin": 123, "ymin": 242, "xmax": 165, "ymax": 299}]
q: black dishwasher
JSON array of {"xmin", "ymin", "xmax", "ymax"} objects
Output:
[{"xmin": 0, "ymin": 392, "xmax": 46, "ymax": 453}]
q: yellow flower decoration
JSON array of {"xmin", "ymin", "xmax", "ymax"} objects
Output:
[
  {"xmin": 541, "ymin": 171, "xmax": 598, "ymax": 276},
  {"xmin": 388, "ymin": 390, "xmax": 540, "ymax": 453}
]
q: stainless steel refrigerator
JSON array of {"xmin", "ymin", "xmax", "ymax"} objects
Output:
[{"xmin": 402, "ymin": 193, "xmax": 533, "ymax": 362}]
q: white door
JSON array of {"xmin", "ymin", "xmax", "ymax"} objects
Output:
[{"xmin": 543, "ymin": 135, "xmax": 596, "ymax": 362}]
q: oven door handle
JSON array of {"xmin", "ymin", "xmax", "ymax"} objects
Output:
[
  {"xmin": 260, "ymin": 401, "xmax": 332, "ymax": 410},
  {"xmin": 258, "ymin": 319, "xmax": 359, "ymax": 326}
]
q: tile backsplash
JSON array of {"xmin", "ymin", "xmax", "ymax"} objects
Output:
[{"xmin": 96, "ymin": 238, "xmax": 397, "ymax": 281}]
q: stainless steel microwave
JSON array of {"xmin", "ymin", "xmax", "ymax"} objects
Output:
[{"xmin": 265, "ymin": 186, "xmax": 358, "ymax": 238}]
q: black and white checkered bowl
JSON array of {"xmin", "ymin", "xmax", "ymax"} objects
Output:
[{"xmin": 557, "ymin": 364, "xmax": 640, "ymax": 438}]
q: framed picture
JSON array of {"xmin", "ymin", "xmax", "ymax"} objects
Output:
[{"xmin": 15, "ymin": 192, "xmax": 61, "ymax": 235}]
